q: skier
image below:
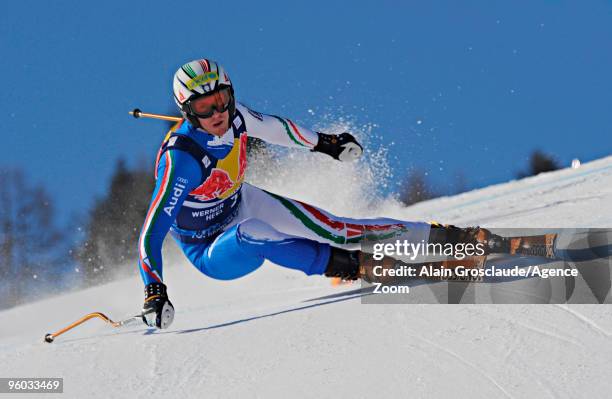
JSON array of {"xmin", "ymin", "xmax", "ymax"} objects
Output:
[{"xmin": 139, "ymin": 59, "xmax": 502, "ymax": 329}]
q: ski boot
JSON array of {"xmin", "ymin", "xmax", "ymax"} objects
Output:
[
  {"xmin": 323, "ymin": 247, "xmax": 403, "ymax": 284},
  {"xmin": 429, "ymin": 223, "xmax": 557, "ymax": 258}
]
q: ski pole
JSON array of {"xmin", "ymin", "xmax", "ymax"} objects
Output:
[
  {"xmin": 44, "ymin": 312, "xmax": 141, "ymax": 343},
  {"xmin": 129, "ymin": 108, "xmax": 182, "ymax": 122}
]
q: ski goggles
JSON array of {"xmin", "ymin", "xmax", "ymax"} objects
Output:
[{"xmin": 185, "ymin": 87, "xmax": 232, "ymax": 118}]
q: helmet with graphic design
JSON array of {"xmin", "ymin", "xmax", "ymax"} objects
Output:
[{"xmin": 173, "ymin": 59, "xmax": 235, "ymax": 129}]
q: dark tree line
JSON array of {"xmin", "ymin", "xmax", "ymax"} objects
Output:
[
  {"xmin": 0, "ymin": 159, "xmax": 155, "ymax": 308},
  {"xmin": 76, "ymin": 159, "xmax": 154, "ymax": 284},
  {"xmin": 400, "ymin": 150, "xmax": 560, "ymax": 206},
  {"xmin": 0, "ymin": 168, "xmax": 64, "ymax": 309},
  {"xmin": 517, "ymin": 150, "xmax": 560, "ymax": 179}
]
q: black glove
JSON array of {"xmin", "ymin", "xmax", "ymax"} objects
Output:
[
  {"xmin": 312, "ymin": 132, "xmax": 363, "ymax": 162},
  {"xmin": 141, "ymin": 282, "xmax": 175, "ymax": 329}
]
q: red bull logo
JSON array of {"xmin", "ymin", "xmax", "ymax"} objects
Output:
[
  {"xmin": 189, "ymin": 132, "xmax": 247, "ymax": 201},
  {"xmin": 191, "ymin": 169, "xmax": 234, "ymax": 201}
]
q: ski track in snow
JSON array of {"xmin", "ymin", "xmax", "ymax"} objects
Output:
[
  {"xmin": 0, "ymin": 155, "xmax": 611, "ymax": 398},
  {"xmin": 554, "ymin": 304, "xmax": 612, "ymax": 337}
]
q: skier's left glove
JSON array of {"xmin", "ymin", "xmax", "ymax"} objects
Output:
[
  {"xmin": 141, "ymin": 282, "xmax": 175, "ymax": 329},
  {"xmin": 312, "ymin": 132, "xmax": 363, "ymax": 162}
]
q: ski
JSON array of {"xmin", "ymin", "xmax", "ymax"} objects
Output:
[
  {"xmin": 403, "ymin": 233, "xmax": 559, "ymax": 283},
  {"xmin": 493, "ymin": 233, "xmax": 558, "ymax": 259}
]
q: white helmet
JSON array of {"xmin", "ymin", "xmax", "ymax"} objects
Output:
[{"xmin": 173, "ymin": 59, "xmax": 235, "ymax": 129}]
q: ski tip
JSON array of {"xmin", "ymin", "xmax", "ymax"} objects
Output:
[{"xmin": 44, "ymin": 333, "xmax": 54, "ymax": 343}]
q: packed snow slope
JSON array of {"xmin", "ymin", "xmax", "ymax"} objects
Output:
[{"xmin": 1, "ymin": 154, "xmax": 611, "ymax": 399}]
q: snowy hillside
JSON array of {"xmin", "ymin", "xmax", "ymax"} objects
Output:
[{"xmin": 1, "ymin": 155, "xmax": 611, "ymax": 398}]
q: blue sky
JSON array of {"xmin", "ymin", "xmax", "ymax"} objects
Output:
[{"xmin": 2, "ymin": 0, "xmax": 611, "ymax": 224}]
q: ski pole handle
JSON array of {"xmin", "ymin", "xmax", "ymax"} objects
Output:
[{"xmin": 129, "ymin": 108, "xmax": 182, "ymax": 122}]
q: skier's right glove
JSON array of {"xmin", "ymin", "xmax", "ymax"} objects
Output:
[
  {"xmin": 141, "ymin": 282, "xmax": 175, "ymax": 329},
  {"xmin": 312, "ymin": 132, "xmax": 363, "ymax": 162}
]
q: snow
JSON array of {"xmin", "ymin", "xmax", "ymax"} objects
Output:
[{"xmin": 1, "ymin": 155, "xmax": 611, "ymax": 398}]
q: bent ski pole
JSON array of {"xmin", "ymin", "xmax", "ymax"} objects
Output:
[
  {"xmin": 44, "ymin": 312, "xmax": 140, "ymax": 343},
  {"xmin": 129, "ymin": 108, "xmax": 182, "ymax": 122}
]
